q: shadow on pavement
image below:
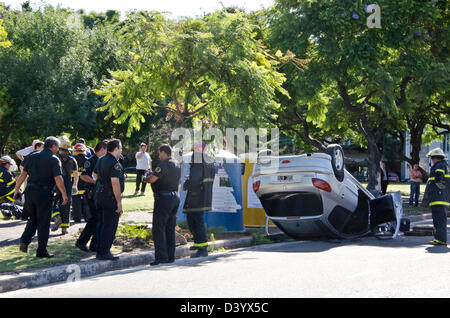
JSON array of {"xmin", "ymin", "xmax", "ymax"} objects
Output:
[
  {"xmin": 425, "ymin": 246, "xmax": 450, "ymax": 254},
  {"xmin": 0, "ymin": 220, "xmax": 26, "ymax": 229}
]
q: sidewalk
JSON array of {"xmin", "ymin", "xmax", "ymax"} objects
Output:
[
  {"xmin": 0, "ymin": 212, "xmax": 440, "ymax": 294},
  {"xmin": 0, "ymin": 211, "xmax": 152, "ymax": 248}
]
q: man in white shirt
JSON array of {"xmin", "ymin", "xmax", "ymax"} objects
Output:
[
  {"xmin": 16, "ymin": 139, "xmax": 43, "ymax": 172},
  {"xmin": 135, "ymin": 143, "xmax": 152, "ymax": 196}
]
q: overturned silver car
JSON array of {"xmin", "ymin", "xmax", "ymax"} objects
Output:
[{"xmin": 252, "ymin": 145, "xmax": 402, "ymax": 240}]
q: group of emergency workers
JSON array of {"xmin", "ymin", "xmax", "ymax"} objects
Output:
[
  {"xmin": 2, "ymin": 136, "xmax": 447, "ymax": 260},
  {"xmin": 6, "ymin": 136, "xmax": 216, "ymax": 263}
]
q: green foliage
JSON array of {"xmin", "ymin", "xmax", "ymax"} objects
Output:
[
  {"xmin": 95, "ymin": 10, "xmax": 289, "ymax": 135},
  {"xmin": 117, "ymin": 223, "xmax": 153, "ymax": 242},
  {"xmin": 0, "ymin": 10, "xmax": 11, "ymax": 48},
  {"xmin": 250, "ymin": 229, "xmax": 273, "ymax": 245},
  {"xmin": 177, "ymin": 220, "xmax": 190, "ymax": 230},
  {"xmin": 266, "ymin": 0, "xmax": 449, "ymax": 187},
  {"xmin": 207, "ymin": 225, "xmax": 227, "ymax": 236}
]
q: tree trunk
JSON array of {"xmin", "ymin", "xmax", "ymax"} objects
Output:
[{"xmin": 366, "ymin": 140, "xmax": 382, "ymax": 191}]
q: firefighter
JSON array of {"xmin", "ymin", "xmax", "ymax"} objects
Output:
[
  {"xmin": 182, "ymin": 145, "xmax": 215, "ymax": 258},
  {"xmin": 72, "ymin": 143, "xmax": 89, "ymax": 223},
  {"xmin": 425, "ymin": 148, "xmax": 449, "ymax": 246},
  {"xmin": 51, "ymin": 136, "xmax": 78, "ymax": 235},
  {"xmin": 0, "ymin": 156, "xmax": 18, "ymax": 203}
]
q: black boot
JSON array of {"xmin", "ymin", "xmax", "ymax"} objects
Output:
[
  {"xmin": 19, "ymin": 243, "xmax": 28, "ymax": 253},
  {"xmin": 36, "ymin": 251, "xmax": 54, "ymax": 258},
  {"xmin": 190, "ymin": 246, "xmax": 208, "ymax": 258}
]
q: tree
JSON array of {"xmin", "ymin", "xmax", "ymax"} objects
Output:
[
  {"xmin": 95, "ymin": 10, "xmax": 290, "ymax": 137},
  {"xmin": 0, "ymin": 5, "xmax": 114, "ymax": 150},
  {"xmin": 267, "ymin": 0, "xmax": 449, "ymax": 190}
]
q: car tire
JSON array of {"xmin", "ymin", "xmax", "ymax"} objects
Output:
[{"xmin": 326, "ymin": 144, "xmax": 345, "ymax": 182}]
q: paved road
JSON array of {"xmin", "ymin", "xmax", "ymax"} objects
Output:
[{"xmin": 2, "ymin": 219, "xmax": 448, "ymax": 298}]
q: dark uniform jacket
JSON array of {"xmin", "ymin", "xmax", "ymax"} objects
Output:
[
  {"xmin": 81, "ymin": 154, "xmax": 99, "ymax": 200},
  {"xmin": 24, "ymin": 148, "xmax": 62, "ymax": 190},
  {"xmin": 94, "ymin": 153, "xmax": 125, "ymax": 197},
  {"xmin": 151, "ymin": 158, "xmax": 181, "ymax": 193},
  {"xmin": 426, "ymin": 160, "xmax": 450, "ymax": 207},
  {"xmin": 0, "ymin": 166, "xmax": 16, "ymax": 200},
  {"xmin": 57, "ymin": 154, "xmax": 78, "ymax": 191},
  {"xmin": 183, "ymin": 153, "xmax": 215, "ymax": 213},
  {"xmin": 74, "ymin": 153, "xmax": 88, "ymax": 194}
]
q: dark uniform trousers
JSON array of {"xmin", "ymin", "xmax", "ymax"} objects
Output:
[
  {"xmin": 52, "ymin": 178, "xmax": 73, "ymax": 228},
  {"xmin": 186, "ymin": 212, "xmax": 208, "ymax": 246},
  {"xmin": 72, "ymin": 193, "xmax": 90, "ymax": 222},
  {"xmin": 20, "ymin": 185, "xmax": 53, "ymax": 254},
  {"xmin": 152, "ymin": 192, "xmax": 180, "ymax": 261},
  {"xmin": 96, "ymin": 193, "xmax": 120, "ymax": 256},
  {"xmin": 76, "ymin": 196, "xmax": 100, "ymax": 250},
  {"xmin": 431, "ymin": 206, "xmax": 448, "ymax": 243}
]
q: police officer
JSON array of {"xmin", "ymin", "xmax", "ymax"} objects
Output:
[
  {"xmin": 13, "ymin": 137, "xmax": 68, "ymax": 258},
  {"xmin": 182, "ymin": 145, "xmax": 215, "ymax": 258},
  {"xmin": 425, "ymin": 148, "xmax": 449, "ymax": 246},
  {"xmin": 75, "ymin": 140, "xmax": 108, "ymax": 252},
  {"xmin": 51, "ymin": 136, "xmax": 78, "ymax": 235},
  {"xmin": 94, "ymin": 139, "xmax": 124, "ymax": 261},
  {"xmin": 143, "ymin": 144, "xmax": 180, "ymax": 266},
  {"xmin": 72, "ymin": 143, "xmax": 89, "ymax": 223}
]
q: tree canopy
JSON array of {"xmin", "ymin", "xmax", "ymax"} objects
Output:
[{"xmin": 94, "ymin": 10, "xmax": 291, "ymax": 136}]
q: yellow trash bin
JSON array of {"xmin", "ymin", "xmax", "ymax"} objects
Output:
[{"xmin": 241, "ymin": 155, "xmax": 275, "ymax": 227}]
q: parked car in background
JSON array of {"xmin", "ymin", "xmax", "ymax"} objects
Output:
[{"xmin": 388, "ymin": 172, "xmax": 400, "ymax": 183}]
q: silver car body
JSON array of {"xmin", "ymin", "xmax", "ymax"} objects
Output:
[{"xmin": 252, "ymin": 153, "xmax": 402, "ymax": 240}]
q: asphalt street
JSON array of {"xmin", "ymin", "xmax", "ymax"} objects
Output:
[{"xmin": 1, "ymin": 219, "xmax": 449, "ymax": 298}]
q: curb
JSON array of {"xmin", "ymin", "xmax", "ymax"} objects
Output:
[{"xmin": 0, "ymin": 236, "xmax": 254, "ymax": 294}]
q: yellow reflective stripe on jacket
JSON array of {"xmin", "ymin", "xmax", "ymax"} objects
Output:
[
  {"xmin": 429, "ymin": 201, "xmax": 450, "ymax": 206},
  {"xmin": 0, "ymin": 179, "xmax": 4, "ymax": 183},
  {"xmin": 6, "ymin": 180, "xmax": 15, "ymax": 186},
  {"xmin": 52, "ymin": 212, "xmax": 60, "ymax": 218},
  {"xmin": 435, "ymin": 169, "xmax": 445, "ymax": 173},
  {"xmin": 77, "ymin": 190, "xmax": 85, "ymax": 195},
  {"xmin": 61, "ymin": 223, "xmax": 70, "ymax": 227},
  {"xmin": 193, "ymin": 242, "xmax": 208, "ymax": 247},
  {"xmin": 0, "ymin": 189, "xmax": 15, "ymax": 198},
  {"xmin": 429, "ymin": 177, "xmax": 435, "ymax": 181}
]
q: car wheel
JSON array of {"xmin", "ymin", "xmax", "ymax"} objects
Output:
[{"xmin": 326, "ymin": 144, "xmax": 345, "ymax": 182}]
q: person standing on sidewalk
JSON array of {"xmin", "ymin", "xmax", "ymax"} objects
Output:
[
  {"xmin": 94, "ymin": 139, "xmax": 124, "ymax": 261},
  {"xmin": 425, "ymin": 148, "xmax": 449, "ymax": 246},
  {"xmin": 51, "ymin": 136, "xmax": 78, "ymax": 235},
  {"xmin": 135, "ymin": 143, "xmax": 152, "ymax": 196},
  {"xmin": 13, "ymin": 137, "xmax": 68, "ymax": 258},
  {"xmin": 182, "ymin": 145, "xmax": 215, "ymax": 258},
  {"xmin": 143, "ymin": 144, "xmax": 180, "ymax": 266},
  {"xmin": 380, "ymin": 161, "xmax": 389, "ymax": 195},
  {"xmin": 409, "ymin": 163, "xmax": 423, "ymax": 207},
  {"xmin": 72, "ymin": 143, "xmax": 90, "ymax": 223},
  {"xmin": 75, "ymin": 140, "xmax": 108, "ymax": 253}
]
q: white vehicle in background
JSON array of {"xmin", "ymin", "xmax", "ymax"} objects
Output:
[{"xmin": 252, "ymin": 145, "xmax": 402, "ymax": 240}]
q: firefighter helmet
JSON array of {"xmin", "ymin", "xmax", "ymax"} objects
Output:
[
  {"xmin": 426, "ymin": 148, "xmax": 447, "ymax": 158},
  {"xmin": 73, "ymin": 143, "xmax": 86, "ymax": 154},
  {"xmin": 0, "ymin": 156, "xmax": 18, "ymax": 172},
  {"xmin": 58, "ymin": 135, "xmax": 73, "ymax": 151}
]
